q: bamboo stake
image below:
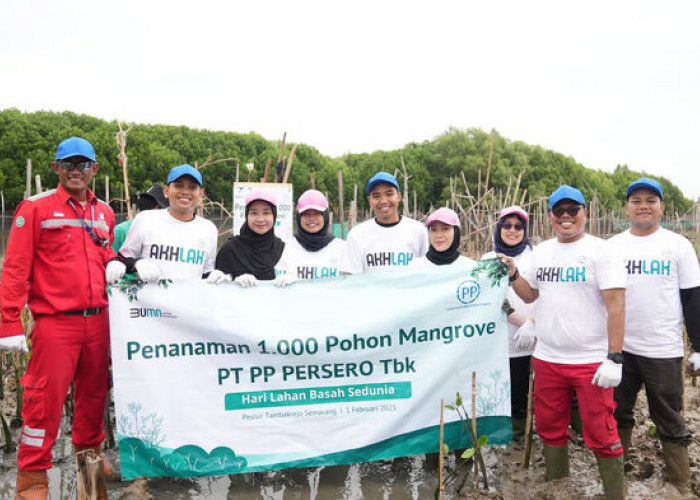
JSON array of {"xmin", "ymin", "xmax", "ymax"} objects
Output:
[
  {"xmin": 400, "ymin": 155, "xmax": 411, "ymax": 217},
  {"xmin": 310, "ymin": 173, "xmax": 316, "ymax": 189},
  {"xmin": 105, "ymin": 176, "xmax": 109, "ymax": 205},
  {"xmin": 439, "ymin": 398, "xmax": 445, "ymax": 500},
  {"xmin": 472, "ymin": 371, "xmax": 478, "ymax": 489},
  {"xmin": 338, "ymin": 170, "xmax": 345, "ymax": 239},
  {"xmin": 522, "ymin": 363, "xmax": 535, "ymax": 467},
  {"xmin": 282, "ymin": 145, "xmax": 297, "ymax": 184},
  {"xmin": 35, "ymin": 174, "xmax": 42, "ymax": 194},
  {"xmin": 262, "ymin": 159, "xmax": 272, "ymax": 183},
  {"xmin": 25, "ymin": 159, "xmax": 32, "ymax": 199}
]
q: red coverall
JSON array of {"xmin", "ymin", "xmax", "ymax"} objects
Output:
[{"xmin": 0, "ymin": 184, "xmax": 116, "ymax": 470}]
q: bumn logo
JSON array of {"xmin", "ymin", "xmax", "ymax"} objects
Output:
[
  {"xmin": 129, "ymin": 308, "xmax": 177, "ymax": 319},
  {"xmin": 456, "ymin": 280, "xmax": 480, "ymax": 305}
]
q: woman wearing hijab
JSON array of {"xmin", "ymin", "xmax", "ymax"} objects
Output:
[
  {"xmin": 207, "ymin": 188, "xmax": 284, "ymax": 287},
  {"xmin": 274, "ymin": 189, "xmax": 345, "ymax": 285},
  {"xmin": 410, "ymin": 207, "xmax": 471, "ymax": 267},
  {"xmin": 482, "ymin": 205, "xmax": 536, "ymax": 440}
]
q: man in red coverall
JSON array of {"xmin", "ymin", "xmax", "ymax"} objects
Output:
[{"xmin": 0, "ymin": 137, "xmax": 116, "ymax": 499}]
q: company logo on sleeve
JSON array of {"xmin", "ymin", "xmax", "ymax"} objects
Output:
[{"xmin": 456, "ymin": 279, "xmax": 480, "ymax": 305}]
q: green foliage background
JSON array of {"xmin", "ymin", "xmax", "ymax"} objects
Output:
[{"xmin": 0, "ymin": 109, "xmax": 691, "ymax": 213}]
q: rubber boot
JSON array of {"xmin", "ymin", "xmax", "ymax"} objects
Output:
[
  {"xmin": 595, "ymin": 455, "xmax": 625, "ymax": 500},
  {"xmin": 74, "ymin": 445, "xmax": 108, "ymax": 500},
  {"xmin": 512, "ymin": 417, "xmax": 527, "ymax": 442},
  {"xmin": 15, "ymin": 469, "xmax": 48, "ymax": 500},
  {"xmin": 542, "ymin": 443, "xmax": 569, "ymax": 480},
  {"xmin": 661, "ymin": 441, "xmax": 690, "ymax": 493},
  {"xmin": 617, "ymin": 427, "xmax": 633, "ymax": 462}
]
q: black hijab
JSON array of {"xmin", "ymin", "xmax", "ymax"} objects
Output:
[
  {"xmin": 215, "ymin": 202, "xmax": 284, "ymax": 280},
  {"xmin": 294, "ymin": 210, "xmax": 336, "ymax": 252},
  {"xmin": 494, "ymin": 215, "xmax": 532, "ymax": 257},
  {"xmin": 426, "ymin": 226, "xmax": 461, "ymax": 266}
]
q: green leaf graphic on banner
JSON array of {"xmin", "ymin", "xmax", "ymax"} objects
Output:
[{"xmin": 470, "ymin": 258, "xmax": 508, "ymax": 287}]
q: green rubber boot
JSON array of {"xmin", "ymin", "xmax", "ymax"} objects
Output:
[
  {"xmin": 661, "ymin": 441, "xmax": 690, "ymax": 493},
  {"xmin": 617, "ymin": 427, "xmax": 632, "ymax": 462},
  {"xmin": 595, "ymin": 455, "xmax": 625, "ymax": 500},
  {"xmin": 542, "ymin": 443, "xmax": 569, "ymax": 481},
  {"xmin": 512, "ymin": 417, "xmax": 527, "ymax": 442}
]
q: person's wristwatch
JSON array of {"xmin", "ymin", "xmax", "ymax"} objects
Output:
[{"xmin": 607, "ymin": 352, "xmax": 624, "ymax": 364}]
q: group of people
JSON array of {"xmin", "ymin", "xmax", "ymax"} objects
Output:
[{"xmin": 0, "ymin": 136, "xmax": 697, "ymax": 499}]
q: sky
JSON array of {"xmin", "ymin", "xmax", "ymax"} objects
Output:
[{"xmin": 1, "ymin": 0, "xmax": 699, "ymax": 199}]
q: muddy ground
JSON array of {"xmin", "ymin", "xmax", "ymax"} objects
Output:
[{"xmin": 0, "ymin": 379, "xmax": 699, "ymax": 499}]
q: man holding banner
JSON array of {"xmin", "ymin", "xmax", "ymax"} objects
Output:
[{"xmin": 503, "ymin": 185, "xmax": 627, "ymax": 500}]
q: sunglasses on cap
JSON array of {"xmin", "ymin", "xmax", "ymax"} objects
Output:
[
  {"xmin": 57, "ymin": 159, "xmax": 94, "ymax": 172},
  {"xmin": 502, "ymin": 222, "xmax": 525, "ymax": 231},
  {"xmin": 551, "ymin": 205, "xmax": 582, "ymax": 217}
]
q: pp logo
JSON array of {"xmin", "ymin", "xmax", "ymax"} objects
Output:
[{"xmin": 456, "ymin": 279, "xmax": 480, "ymax": 305}]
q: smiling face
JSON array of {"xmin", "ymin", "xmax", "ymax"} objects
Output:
[
  {"xmin": 368, "ymin": 183, "xmax": 401, "ymax": 224},
  {"xmin": 51, "ymin": 156, "xmax": 99, "ymax": 201},
  {"xmin": 548, "ymin": 201, "xmax": 587, "ymax": 243},
  {"xmin": 164, "ymin": 176, "xmax": 204, "ymax": 221},
  {"xmin": 247, "ymin": 200, "xmax": 275, "ymax": 235},
  {"xmin": 500, "ymin": 215, "xmax": 525, "ymax": 247},
  {"xmin": 626, "ymin": 188, "xmax": 664, "ymax": 236},
  {"xmin": 429, "ymin": 221, "xmax": 455, "ymax": 252},
  {"xmin": 300, "ymin": 209, "xmax": 325, "ymax": 234}
]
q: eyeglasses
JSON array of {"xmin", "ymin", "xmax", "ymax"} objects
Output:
[
  {"xmin": 551, "ymin": 205, "xmax": 582, "ymax": 217},
  {"xmin": 57, "ymin": 160, "xmax": 93, "ymax": 172},
  {"xmin": 502, "ymin": 222, "xmax": 524, "ymax": 231}
]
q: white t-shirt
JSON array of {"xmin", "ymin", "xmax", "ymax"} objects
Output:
[
  {"xmin": 276, "ymin": 237, "xmax": 346, "ymax": 280},
  {"xmin": 409, "ymin": 254, "xmax": 473, "ymax": 268},
  {"xmin": 120, "ymin": 209, "xmax": 218, "ymax": 280},
  {"xmin": 609, "ymin": 227, "xmax": 700, "ymax": 358},
  {"xmin": 521, "ymin": 234, "xmax": 626, "ymax": 364},
  {"xmin": 341, "ymin": 217, "xmax": 429, "ymax": 274},
  {"xmin": 483, "ymin": 248, "xmax": 537, "ymax": 358}
]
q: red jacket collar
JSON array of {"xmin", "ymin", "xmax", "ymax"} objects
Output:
[{"xmin": 56, "ymin": 184, "xmax": 97, "ymax": 207}]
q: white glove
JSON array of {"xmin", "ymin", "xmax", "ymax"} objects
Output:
[
  {"xmin": 206, "ymin": 269, "xmax": 232, "ymax": 285},
  {"xmin": 514, "ymin": 320, "xmax": 537, "ymax": 351},
  {"xmin": 0, "ymin": 335, "xmax": 28, "ymax": 353},
  {"xmin": 235, "ymin": 274, "xmax": 259, "ymax": 288},
  {"xmin": 687, "ymin": 351, "xmax": 700, "ymax": 372},
  {"xmin": 134, "ymin": 259, "xmax": 161, "ymax": 283},
  {"xmin": 105, "ymin": 260, "xmax": 126, "ymax": 283},
  {"xmin": 273, "ymin": 274, "xmax": 296, "ymax": 288},
  {"xmin": 591, "ymin": 359, "xmax": 622, "ymax": 388}
]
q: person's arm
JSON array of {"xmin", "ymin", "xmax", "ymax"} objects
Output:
[
  {"xmin": 498, "ymin": 254, "xmax": 539, "ymax": 303},
  {"xmin": 601, "ymin": 288, "xmax": 625, "ymax": 353},
  {"xmin": 0, "ymin": 201, "xmax": 38, "ymax": 337},
  {"xmin": 681, "ymin": 286, "xmax": 700, "ymax": 352}
]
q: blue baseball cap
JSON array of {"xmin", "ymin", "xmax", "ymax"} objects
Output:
[
  {"xmin": 55, "ymin": 137, "xmax": 96, "ymax": 162},
  {"xmin": 366, "ymin": 172, "xmax": 400, "ymax": 194},
  {"xmin": 167, "ymin": 164, "xmax": 202, "ymax": 186},
  {"xmin": 626, "ymin": 177, "xmax": 663, "ymax": 200},
  {"xmin": 548, "ymin": 185, "xmax": 586, "ymax": 209}
]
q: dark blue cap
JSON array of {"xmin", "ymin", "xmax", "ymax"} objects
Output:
[
  {"xmin": 55, "ymin": 137, "xmax": 96, "ymax": 162},
  {"xmin": 366, "ymin": 171, "xmax": 399, "ymax": 194},
  {"xmin": 167, "ymin": 164, "xmax": 202, "ymax": 186},
  {"xmin": 548, "ymin": 185, "xmax": 586, "ymax": 209},
  {"xmin": 626, "ymin": 177, "xmax": 663, "ymax": 200}
]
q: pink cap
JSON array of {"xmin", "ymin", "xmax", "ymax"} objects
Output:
[
  {"xmin": 426, "ymin": 207, "xmax": 460, "ymax": 227},
  {"xmin": 499, "ymin": 205, "xmax": 529, "ymax": 223},
  {"xmin": 297, "ymin": 189, "xmax": 329, "ymax": 213},
  {"xmin": 245, "ymin": 188, "xmax": 277, "ymax": 207}
]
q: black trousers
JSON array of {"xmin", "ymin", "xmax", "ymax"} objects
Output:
[
  {"xmin": 510, "ymin": 355, "xmax": 532, "ymax": 419},
  {"xmin": 613, "ymin": 351, "xmax": 690, "ymax": 445}
]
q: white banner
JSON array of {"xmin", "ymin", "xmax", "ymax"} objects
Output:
[{"xmin": 109, "ymin": 260, "xmax": 512, "ymax": 479}]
